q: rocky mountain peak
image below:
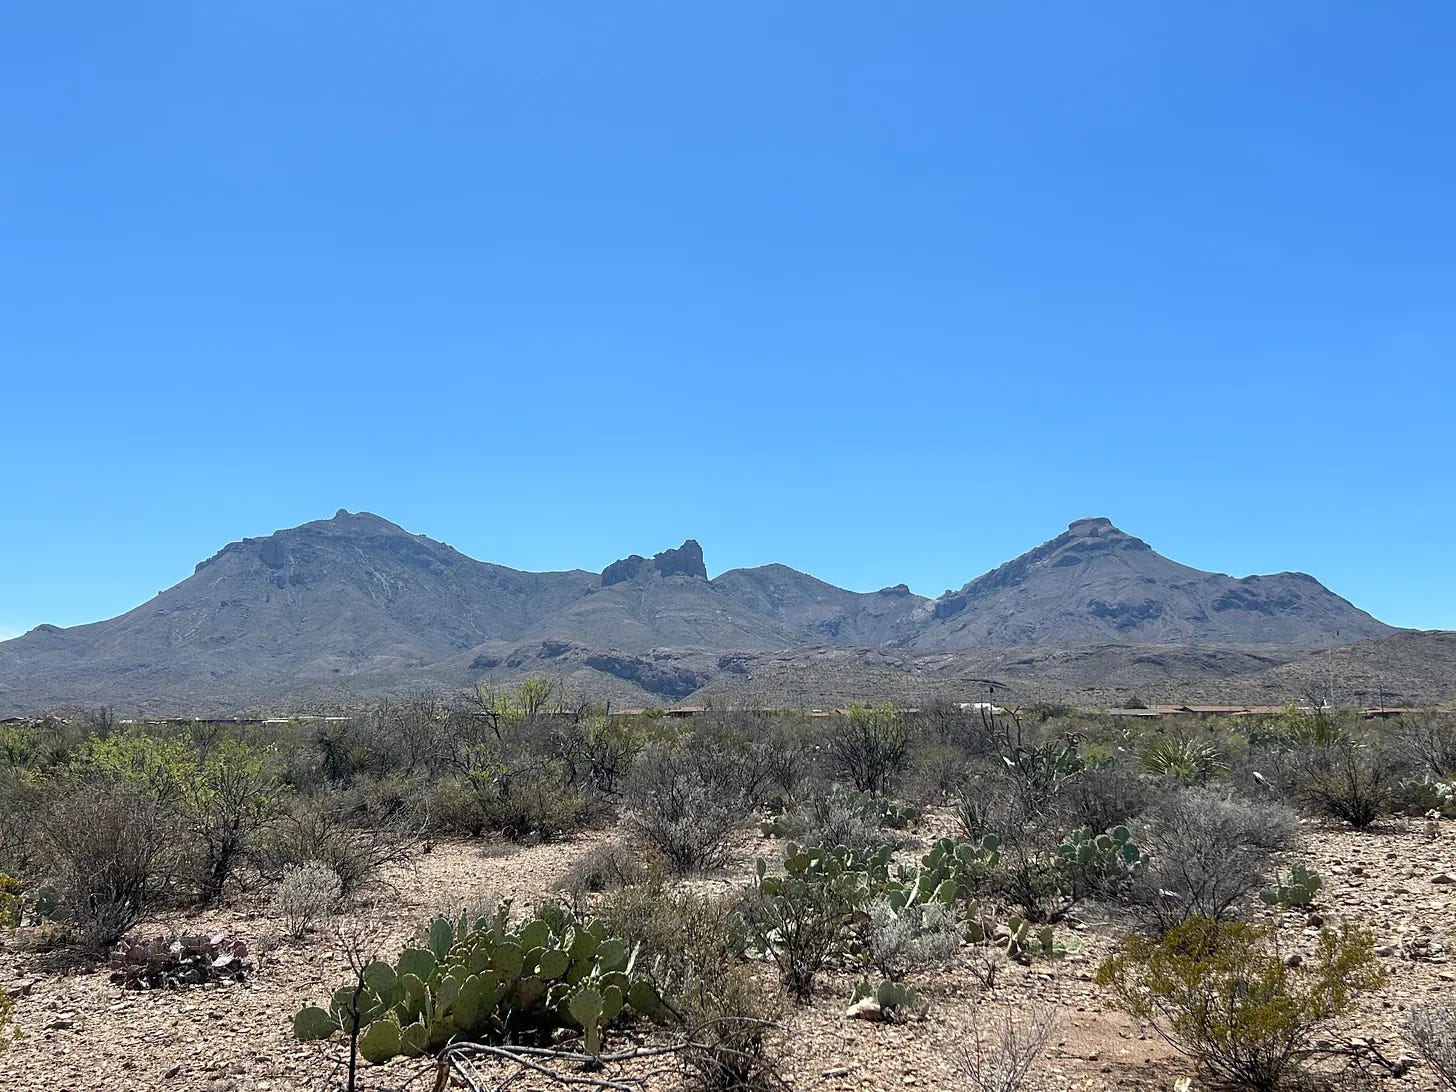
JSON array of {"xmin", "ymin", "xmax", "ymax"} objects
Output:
[
  {"xmin": 1057, "ymin": 516, "xmax": 1151, "ymax": 552},
  {"xmin": 601, "ymin": 540, "xmax": 708, "ymax": 587}
]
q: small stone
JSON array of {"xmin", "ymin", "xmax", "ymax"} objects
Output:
[
  {"xmin": 1285, "ymin": 953, "xmax": 1303, "ymax": 967},
  {"xmin": 1432, "ymin": 873, "xmax": 1456, "ymax": 885},
  {"xmin": 846, "ymin": 999, "xmax": 884, "ymax": 1022}
]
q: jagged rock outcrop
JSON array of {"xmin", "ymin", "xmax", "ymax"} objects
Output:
[{"xmin": 600, "ymin": 540, "xmax": 708, "ymax": 586}]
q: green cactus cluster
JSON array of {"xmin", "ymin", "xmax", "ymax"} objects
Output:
[
  {"xmin": 292, "ymin": 903, "xmax": 673, "ymax": 1064},
  {"xmin": 1055, "ymin": 824, "xmax": 1143, "ymax": 900},
  {"xmin": 762, "ymin": 834, "xmax": 1000, "ymax": 915},
  {"xmin": 1057, "ymin": 825, "xmax": 1140, "ymax": 870},
  {"xmin": 1003, "ymin": 914, "xmax": 1081, "ymax": 962},
  {"xmin": 1259, "ymin": 861, "xmax": 1323, "ymax": 909},
  {"xmin": 753, "ymin": 830, "xmax": 1077, "ymax": 993},
  {"xmin": 850, "ymin": 977, "xmax": 926, "ymax": 1020}
]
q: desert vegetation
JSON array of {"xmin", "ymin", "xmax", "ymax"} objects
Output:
[{"xmin": 1, "ymin": 689, "xmax": 1455, "ymax": 1090}]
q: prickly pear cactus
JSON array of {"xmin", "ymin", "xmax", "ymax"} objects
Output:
[
  {"xmin": 1260, "ymin": 861, "xmax": 1323, "ymax": 908},
  {"xmin": 292, "ymin": 901, "xmax": 670, "ymax": 1064}
]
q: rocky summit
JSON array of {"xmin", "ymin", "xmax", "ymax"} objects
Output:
[{"xmin": 0, "ymin": 511, "xmax": 1416, "ymax": 714}]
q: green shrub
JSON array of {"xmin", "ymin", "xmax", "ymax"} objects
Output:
[
  {"xmin": 183, "ymin": 739, "xmax": 284, "ymax": 904},
  {"xmin": 442, "ymin": 749, "xmax": 595, "ymax": 842},
  {"xmin": 1096, "ymin": 918, "xmax": 1383, "ymax": 1091},
  {"xmin": 1287, "ymin": 739, "xmax": 1393, "ymax": 828},
  {"xmin": 595, "ymin": 882, "xmax": 750, "ymax": 988},
  {"xmin": 589, "ymin": 880, "xmax": 782, "ymax": 1089},
  {"xmin": 745, "ymin": 870, "xmax": 852, "ymax": 1001}
]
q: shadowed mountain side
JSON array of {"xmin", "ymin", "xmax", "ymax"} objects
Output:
[{"xmin": 710, "ymin": 565, "xmax": 931, "ymax": 646}]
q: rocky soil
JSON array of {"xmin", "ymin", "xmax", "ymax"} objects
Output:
[{"xmin": 3, "ymin": 817, "xmax": 1454, "ymax": 1092}]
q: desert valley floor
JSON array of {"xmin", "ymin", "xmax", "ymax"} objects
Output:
[{"xmin": 5, "ymin": 811, "xmax": 1455, "ymax": 1092}]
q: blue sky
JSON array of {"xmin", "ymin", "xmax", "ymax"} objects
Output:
[{"xmin": 2, "ymin": 2, "xmax": 1453, "ymax": 637}]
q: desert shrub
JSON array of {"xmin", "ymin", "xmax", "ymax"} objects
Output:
[
  {"xmin": 987, "ymin": 822, "xmax": 1142, "ymax": 924},
  {"xmin": 906, "ymin": 742, "xmax": 969, "ymax": 804},
  {"xmin": 273, "ymin": 860, "xmax": 343, "ymax": 937},
  {"xmin": 756, "ymin": 724, "xmax": 814, "ymax": 799},
  {"xmin": 34, "ymin": 781, "xmax": 177, "ymax": 950},
  {"xmin": 1096, "ymin": 918, "xmax": 1383, "ymax": 1092},
  {"xmin": 1389, "ymin": 712, "xmax": 1456, "ymax": 780},
  {"xmin": 1403, "ymin": 998, "xmax": 1456, "ymax": 1090},
  {"xmin": 626, "ymin": 743, "xmax": 747, "ymax": 874},
  {"xmin": 0, "ymin": 768, "xmax": 43, "ymax": 875},
  {"xmin": 335, "ymin": 770, "xmax": 431, "ymax": 832},
  {"xmin": 674, "ymin": 964, "xmax": 786, "ymax": 1092},
  {"xmin": 591, "ymin": 844, "xmax": 782, "ymax": 1083},
  {"xmin": 562, "ymin": 715, "xmax": 655, "ymax": 797},
  {"xmin": 183, "ymin": 739, "xmax": 284, "ymax": 904},
  {"xmin": 1055, "ymin": 758, "xmax": 1150, "ymax": 832},
  {"xmin": 0, "ymin": 987, "xmax": 14, "ymax": 1054},
  {"xmin": 256, "ymin": 797, "xmax": 410, "ymax": 897},
  {"xmin": 555, "ymin": 841, "xmax": 655, "ymax": 900},
  {"xmin": 744, "ymin": 871, "xmax": 852, "ymax": 1000},
  {"xmin": 67, "ymin": 729, "xmax": 200, "ymax": 805},
  {"xmin": 957, "ymin": 1002, "xmax": 1057, "ymax": 1092},
  {"xmin": 990, "ymin": 833, "xmax": 1072, "ymax": 924},
  {"xmin": 955, "ymin": 770, "xmax": 1014, "ymax": 842},
  {"xmin": 828, "ymin": 703, "xmax": 909, "ymax": 794},
  {"xmin": 1286, "ymin": 738, "xmax": 1394, "ymax": 828},
  {"xmin": 441, "ymin": 748, "xmax": 596, "ymax": 842},
  {"xmin": 770, "ymin": 785, "xmax": 908, "ymax": 855},
  {"xmin": 0, "ymin": 872, "xmax": 20, "ymax": 929},
  {"xmin": 596, "ymin": 883, "xmax": 751, "ymax": 993},
  {"xmin": 1131, "ymin": 787, "xmax": 1299, "ymax": 931},
  {"xmin": 988, "ymin": 712, "xmax": 1087, "ymax": 815},
  {"xmin": 861, "ymin": 897, "xmax": 962, "ymax": 981}
]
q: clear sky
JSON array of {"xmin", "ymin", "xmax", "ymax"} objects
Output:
[{"xmin": 2, "ymin": 2, "xmax": 1453, "ymax": 637}]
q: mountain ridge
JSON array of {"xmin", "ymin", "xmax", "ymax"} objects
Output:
[{"xmin": 0, "ymin": 510, "xmax": 1408, "ymax": 714}]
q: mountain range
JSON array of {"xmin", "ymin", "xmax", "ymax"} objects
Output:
[{"xmin": 2, "ymin": 509, "xmax": 1442, "ymax": 715}]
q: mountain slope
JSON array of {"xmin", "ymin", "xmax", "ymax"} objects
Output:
[
  {"xmin": 912, "ymin": 517, "xmax": 1392, "ymax": 650},
  {"xmin": 0, "ymin": 510, "xmax": 597, "ymax": 711}
]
